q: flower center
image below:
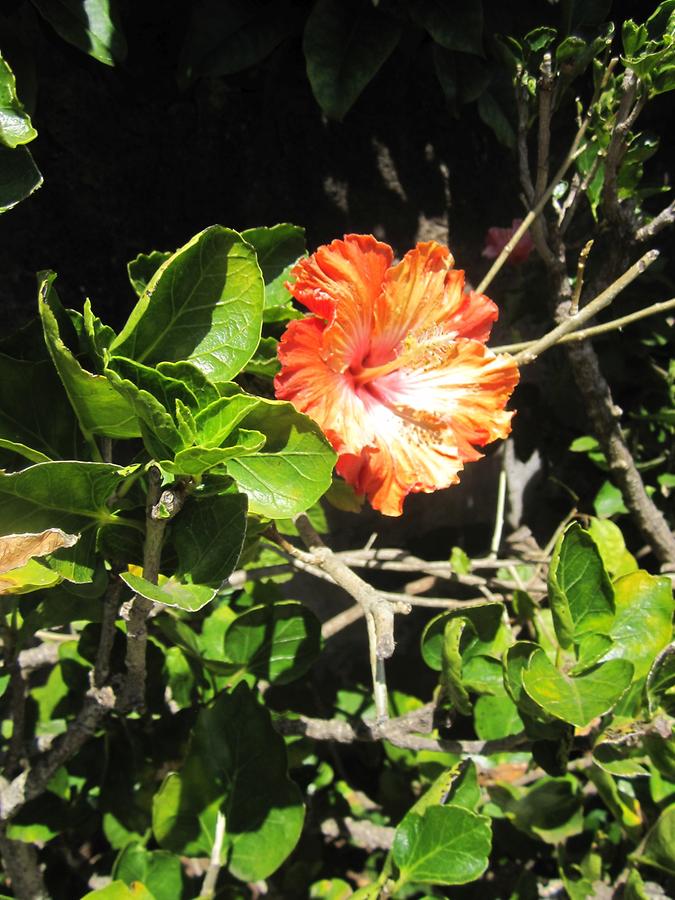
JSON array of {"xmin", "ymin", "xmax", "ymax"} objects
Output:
[{"xmin": 351, "ymin": 328, "xmax": 454, "ymax": 387}]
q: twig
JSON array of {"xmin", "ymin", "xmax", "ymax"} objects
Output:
[
  {"xmin": 0, "ymin": 687, "xmax": 115, "ymax": 822},
  {"xmin": 280, "ymin": 516, "xmax": 412, "ymax": 721},
  {"xmin": 94, "ymin": 576, "xmax": 123, "ymax": 689},
  {"xmin": 489, "ymin": 453, "xmax": 508, "ymax": 558},
  {"xmin": 570, "ymin": 240, "xmax": 594, "ymax": 315},
  {"xmin": 199, "ymin": 810, "xmax": 226, "ymax": 899},
  {"xmin": 602, "ymin": 70, "xmax": 641, "ymax": 225},
  {"xmin": 0, "ymin": 824, "xmax": 49, "ymax": 900},
  {"xmin": 493, "ymin": 296, "xmax": 675, "ymax": 354},
  {"xmin": 17, "ymin": 642, "xmax": 59, "ymax": 671},
  {"xmin": 636, "ymin": 197, "xmax": 675, "ymax": 242},
  {"xmin": 511, "ymin": 249, "xmax": 659, "ymax": 366},
  {"xmin": 119, "ymin": 468, "xmax": 187, "ymax": 710},
  {"xmin": 274, "ymin": 709, "xmax": 527, "ymax": 756},
  {"xmin": 320, "ymin": 816, "xmax": 395, "ymax": 851}
]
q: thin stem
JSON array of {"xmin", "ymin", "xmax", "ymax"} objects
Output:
[
  {"xmin": 570, "ymin": 240, "xmax": 594, "ymax": 315},
  {"xmin": 510, "ymin": 249, "xmax": 659, "ymax": 366},
  {"xmin": 120, "ymin": 468, "xmax": 187, "ymax": 711},
  {"xmin": 200, "ymin": 810, "xmax": 226, "ymax": 899},
  {"xmin": 493, "ymin": 296, "xmax": 675, "ymax": 354},
  {"xmin": 489, "ymin": 455, "xmax": 508, "ymax": 558}
]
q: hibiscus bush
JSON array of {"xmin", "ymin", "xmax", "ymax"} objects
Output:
[{"xmin": 1, "ymin": 1, "xmax": 675, "ymax": 899}]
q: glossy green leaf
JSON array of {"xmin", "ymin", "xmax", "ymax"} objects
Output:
[
  {"xmin": 524, "ymin": 26, "xmax": 557, "ymax": 52},
  {"xmin": 153, "ymin": 684, "xmax": 304, "ymax": 880},
  {"xmin": 0, "ymin": 354, "xmax": 84, "ymax": 460},
  {"xmin": 112, "ymin": 226, "xmax": 264, "ymax": 382},
  {"xmin": 393, "ymin": 806, "xmax": 491, "ymax": 886},
  {"xmin": 0, "ymin": 144, "xmax": 42, "ymax": 212},
  {"xmin": 127, "ymin": 250, "xmax": 171, "ymax": 296},
  {"xmin": 164, "ymin": 433, "xmax": 265, "ymax": 477},
  {"xmin": 603, "ymin": 571, "xmax": 673, "ymax": 679},
  {"xmin": 409, "ymin": 0, "xmax": 483, "ymax": 54},
  {"xmin": 647, "ymin": 643, "xmax": 675, "ymax": 716},
  {"xmin": 522, "ymin": 650, "xmax": 633, "ymax": 727},
  {"xmin": 242, "ymin": 336, "xmax": 281, "ymax": 376},
  {"xmin": 114, "ymin": 844, "xmax": 183, "ymax": 900},
  {"xmin": 421, "ymin": 602, "xmax": 507, "ymax": 671},
  {"xmin": 39, "ymin": 274, "xmax": 141, "ymax": 440},
  {"xmin": 0, "ymin": 462, "xmax": 121, "ymax": 535},
  {"xmin": 224, "ymin": 600, "xmax": 321, "ymax": 684},
  {"xmin": 192, "ymin": 394, "xmax": 261, "ymax": 447},
  {"xmin": 548, "ymin": 522, "xmax": 615, "ymax": 649},
  {"xmin": 0, "ymin": 53, "xmax": 37, "ymax": 148},
  {"xmin": 173, "ymin": 490, "xmax": 247, "ymax": 586},
  {"xmin": 510, "ymin": 776, "xmax": 584, "ymax": 843},
  {"xmin": 226, "ymin": 399, "xmax": 336, "ymax": 517},
  {"xmin": 635, "ymin": 803, "xmax": 675, "ymax": 874},
  {"xmin": 586, "ymin": 517, "xmax": 637, "ymax": 578},
  {"xmin": 477, "ymin": 92, "xmax": 515, "ymax": 148},
  {"xmin": 440, "ymin": 617, "xmax": 472, "ymax": 714},
  {"xmin": 30, "ymin": 0, "xmax": 127, "ymax": 66},
  {"xmin": 0, "ymin": 557, "xmax": 61, "ymax": 595},
  {"xmin": 179, "ymin": 0, "xmax": 302, "ymax": 85},
  {"xmin": 120, "ymin": 572, "xmax": 216, "ymax": 612},
  {"xmin": 474, "ymin": 692, "xmax": 524, "ymax": 740},
  {"xmin": 303, "ymin": 0, "xmax": 401, "ymax": 120},
  {"xmin": 242, "ymin": 223, "xmax": 305, "ymax": 318},
  {"xmin": 81, "ymin": 881, "xmax": 153, "ymax": 899},
  {"xmin": 594, "ymin": 479, "xmax": 629, "ymax": 516}
]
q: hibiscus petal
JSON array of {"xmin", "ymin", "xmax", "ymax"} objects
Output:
[
  {"xmin": 336, "ymin": 401, "xmax": 464, "ymax": 516},
  {"xmin": 370, "ymin": 241, "xmax": 460, "ymax": 361},
  {"xmin": 286, "ymin": 235, "xmax": 393, "ymax": 370},
  {"xmin": 372, "ymin": 338, "xmax": 519, "ymax": 463},
  {"xmin": 274, "ymin": 317, "xmax": 375, "ymax": 453}
]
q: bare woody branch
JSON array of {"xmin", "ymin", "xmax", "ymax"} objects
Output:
[
  {"xmin": 510, "ymin": 249, "xmax": 659, "ymax": 366},
  {"xmin": 119, "ymin": 467, "xmax": 188, "ymax": 710},
  {"xmin": 636, "ymin": 198, "xmax": 675, "ymax": 242},
  {"xmin": 274, "ymin": 707, "xmax": 527, "ymax": 757},
  {"xmin": 494, "ymin": 296, "xmax": 675, "ymax": 355}
]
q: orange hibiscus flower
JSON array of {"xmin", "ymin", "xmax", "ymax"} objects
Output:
[{"xmin": 274, "ymin": 234, "xmax": 519, "ymax": 516}]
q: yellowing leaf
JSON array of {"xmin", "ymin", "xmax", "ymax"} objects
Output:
[{"xmin": 0, "ymin": 528, "xmax": 79, "ymax": 575}]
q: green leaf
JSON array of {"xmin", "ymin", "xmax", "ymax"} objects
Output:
[
  {"xmin": 0, "ymin": 557, "xmax": 62, "ymax": 595},
  {"xmin": 586, "ymin": 517, "xmax": 637, "ymax": 578},
  {"xmin": 127, "ymin": 250, "xmax": 171, "ymax": 297},
  {"xmin": 604, "ymin": 571, "xmax": 673, "ymax": 679},
  {"xmin": 81, "ymin": 881, "xmax": 153, "ymax": 899},
  {"xmin": 0, "ymin": 354, "xmax": 85, "ymax": 460},
  {"xmin": 30, "ymin": 0, "xmax": 127, "ymax": 66},
  {"xmin": 522, "ymin": 650, "xmax": 633, "ymax": 727},
  {"xmin": 0, "ymin": 461, "xmax": 121, "ymax": 582},
  {"xmin": 152, "ymin": 684, "xmax": 304, "ymax": 880},
  {"xmin": 634, "ymin": 803, "xmax": 675, "ymax": 875},
  {"xmin": 474, "ymin": 693, "xmax": 524, "ymax": 740},
  {"xmin": 524, "ymin": 26, "xmax": 557, "ymax": 52},
  {"xmin": 548, "ymin": 522, "xmax": 615, "ymax": 649},
  {"xmin": 647, "ymin": 643, "xmax": 675, "ymax": 716},
  {"xmin": 179, "ymin": 0, "xmax": 302, "ymax": 85},
  {"xmin": 392, "ymin": 806, "xmax": 491, "ymax": 886},
  {"xmin": 421, "ymin": 602, "xmax": 507, "ymax": 671},
  {"xmin": 0, "ymin": 462, "xmax": 121, "ymax": 535},
  {"xmin": 440, "ymin": 617, "xmax": 472, "ymax": 714},
  {"xmin": 39, "ymin": 273, "xmax": 141, "ymax": 440},
  {"xmin": 409, "ymin": 0, "xmax": 483, "ymax": 54},
  {"xmin": 0, "ymin": 144, "xmax": 42, "ymax": 212},
  {"xmin": 594, "ymin": 479, "xmax": 629, "ymax": 516},
  {"xmin": 114, "ymin": 844, "xmax": 183, "ymax": 900},
  {"xmin": 224, "ymin": 600, "xmax": 321, "ymax": 684},
  {"xmin": 112, "ymin": 226, "xmax": 264, "ymax": 383},
  {"xmin": 303, "ymin": 0, "xmax": 401, "ymax": 121},
  {"xmin": 226, "ymin": 399, "xmax": 336, "ymax": 517},
  {"xmin": 477, "ymin": 92, "xmax": 515, "ymax": 148},
  {"xmin": 192, "ymin": 394, "xmax": 261, "ymax": 447},
  {"xmin": 120, "ymin": 573, "xmax": 216, "ymax": 613},
  {"xmin": 0, "ymin": 53, "xmax": 37, "ymax": 148},
  {"xmin": 165, "ymin": 434, "xmax": 265, "ymax": 477},
  {"xmin": 173, "ymin": 490, "xmax": 247, "ymax": 586},
  {"xmin": 242, "ymin": 223, "xmax": 305, "ymax": 319},
  {"xmin": 510, "ymin": 776, "xmax": 583, "ymax": 843}
]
